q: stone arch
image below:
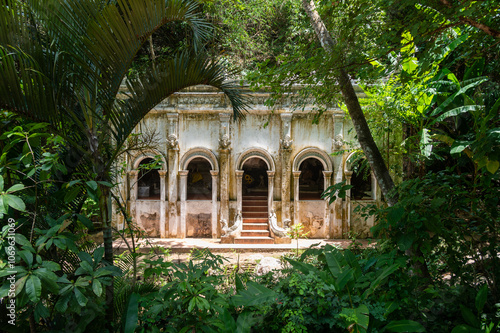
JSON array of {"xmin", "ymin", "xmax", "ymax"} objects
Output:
[
  {"xmin": 180, "ymin": 147, "xmax": 219, "ymax": 172},
  {"xmin": 132, "ymin": 151, "xmax": 167, "ymax": 170},
  {"xmin": 236, "ymin": 148, "xmax": 275, "ymax": 171},
  {"xmin": 343, "ymin": 151, "xmax": 376, "ymax": 201},
  {"xmin": 293, "ymin": 147, "xmax": 333, "ymax": 172},
  {"xmin": 344, "ymin": 151, "xmax": 358, "ymax": 173}
]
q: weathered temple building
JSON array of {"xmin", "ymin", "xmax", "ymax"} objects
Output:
[{"xmin": 114, "ymin": 84, "xmax": 379, "ymax": 243}]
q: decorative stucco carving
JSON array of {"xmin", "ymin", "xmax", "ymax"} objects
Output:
[
  {"xmin": 333, "ymin": 134, "xmax": 344, "ymax": 150},
  {"xmin": 166, "ymin": 134, "xmax": 178, "ymax": 149},
  {"xmin": 280, "ymin": 135, "xmax": 293, "ymax": 149},
  {"xmin": 219, "ymin": 133, "xmax": 231, "ymax": 149},
  {"xmin": 269, "ymin": 210, "xmax": 290, "ymax": 238},
  {"xmin": 221, "ymin": 210, "xmax": 242, "ymax": 237}
]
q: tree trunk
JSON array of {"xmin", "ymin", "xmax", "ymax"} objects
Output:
[
  {"xmin": 302, "ymin": 0, "xmax": 397, "ymax": 206},
  {"xmin": 98, "ymin": 183, "xmax": 114, "ymax": 328}
]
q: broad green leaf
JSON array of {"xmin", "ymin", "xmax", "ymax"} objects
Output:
[
  {"xmin": 387, "ymin": 207, "xmax": 405, "ymax": 225},
  {"xmin": 460, "ymin": 304, "xmax": 480, "ymax": 328},
  {"xmin": 92, "ymin": 279, "xmax": 102, "ymax": 297},
  {"xmin": 6, "ymin": 184, "xmax": 24, "ymax": 193},
  {"xmin": 363, "ymin": 264, "xmax": 399, "ymax": 300},
  {"xmin": 486, "ymin": 160, "xmax": 499, "ymax": 174},
  {"xmin": 324, "ymin": 249, "xmax": 346, "ymax": 278},
  {"xmin": 432, "ymin": 105, "xmax": 482, "ymax": 125},
  {"xmin": 76, "ymin": 214, "xmax": 94, "ymax": 229},
  {"xmin": 383, "ymin": 320, "xmax": 425, "ymax": 332},
  {"xmin": 74, "ymin": 287, "xmax": 88, "ymax": 307},
  {"xmin": 475, "ymin": 285, "xmax": 488, "ymax": 313},
  {"xmin": 0, "ymin": 175, "xmax": 4, "ymax": 191},
  {"xmin": 25, "ymin": 275, "xmax": 42, "ymax": 302},
  {"xmin": 123, "ymin": 292, "xmax": 139, "ymax": 333},
  {"xmin": 336, "ymin": 267, "xmax": 354, "ymax": 291},
  {"xmin": 93, "ymin": 247, "xmax": 105, "ymax": 264},
  {"xmin": 85, "ymin": 180, "xmax": 98, "ymax": 191},
  {"xmin": 64, "ymin": 186, "xmax": 81, "ymax": 203},
  {"xmin": 4, "ymin": 194, "xmax": 26, "ymax": 212}
]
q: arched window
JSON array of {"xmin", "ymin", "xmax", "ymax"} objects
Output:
[
  {"xmin": 299, "ymin": 158, "xmax": 324, "ymax": 200},
  {"xmin": 137, "ymin": 158, "xmax": 161, "ymax": 199},
  {"xmin": 186, "ymin": 157, "xmax": 212, "ymax": 200},
  {"xmin": 350, "ymin": 158, "xmax": 373, "ymax": 200}
]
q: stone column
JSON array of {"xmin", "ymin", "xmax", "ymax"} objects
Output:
[
  {"xmin": 218, "ymin": 113, "xmax": 231, "ymax": 230},
  {"xmin": 167, "ymin": 113, "xmax": 179, "ymax": 237},
  {"xmin": 322, "ymin": 170, "xmax": 333, "ymax": 236},
  {"xmin": 293, "ymin": 171, "xmax": 301, "ymax": 225},
  {"xmin": 158, "ymin": 170, "xmax": 167, "ymax": 238},
  {"xmin": 267, "ymin": 171, "xmax": 275, "ymax": 219},
  {"xmin": 235, "ymin": 170, "xmax": 244, "ymax": 214},
  {"xmin": 332, "ymin": 113, "xmax": 345, "ymax": 238},
  {"xmin": 128, "ymin": 170, "xmax": 138, "ymax": 225},
  {"xmin": 179, "ymin": 170, "xmax": 189, "ymax": 238},
  {"xmin": 345, "ymin": 171, "xmax": 353, "ymax": 236},
  {"xmin": 280, "ymin": 112, "xmax": 293, "ymax": 222},
  {"xmin": 210, "ymin": 170, "xmax": 219, "ymax": 238}
]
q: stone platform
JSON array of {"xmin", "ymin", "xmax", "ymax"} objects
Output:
[{"xmin": 112, "ymin": 238, "xmax": 375, "ymax": 254}]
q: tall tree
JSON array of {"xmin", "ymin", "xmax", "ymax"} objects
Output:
[
  {"xmin": 301, "ymin": 0, "xmax": 397, "ymax": 206},
  {"xmin": 0, "ymin": 0, "xmax": 246, "ymax": 324}
]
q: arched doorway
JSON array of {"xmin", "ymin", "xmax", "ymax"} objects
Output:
[
  {"xmin": 298, "ymin": 158, "xmax": 324, "ymax": 200},
  {"xmin": 186, "ymin": 157, "xmax": 212, "ymax": 200},
  {"xmin": 137, "ymin": 158, "xmax": 161, "ymax": 199}
]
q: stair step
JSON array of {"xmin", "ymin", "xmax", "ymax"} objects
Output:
[
  {"xmin": 243, "ymin": 200, "xmax": 268, "ymax": 206},
  {"xmin": 243, "ymin": 218, "xmax": 268, "ymax": 223},
  {"xmin": 243, "ymin": 212, "xmax": 268, "ymax": 218},
  {"xmin": 234, "ymin": 237, "xmax": 274, "ymax": 244},
  {"xmin": 242, "ymin": 206, "xmax": 268, "ymax": 212},
  {"xmin": 241, "ymin": 230, "xmax": 270, "ymax": 237},
  {"xmin": 242, "ymin": 223, "xmax": 269, "ymax": 230},
  {"xmin": 243, "ymin": 195, "xmax": 267, "ymax": 199}
]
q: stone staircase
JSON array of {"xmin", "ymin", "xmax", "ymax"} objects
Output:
[{"xmin": 234, "ymin": 191, "xmax": 274, "ymax": 244}]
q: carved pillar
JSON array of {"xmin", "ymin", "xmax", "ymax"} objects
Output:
[
  {"xmin": 280, "ymin": 112, "xmax": 293, "ymax": 222},
  {"xmin": 293, "ymin": 171, "xmax": 301, "ymax": 225},
  {"xmin": 345, "ymin": 171, "xmax": 353, "ymax": 236},
  {"xmin": 235, "ymin": 170, "xmax": 244, "ymax": 214},
  {"xmin": 158, "ymin": 170, "xmax": 167, "ymax": 238},
  {"xmin": 267, "ymin": 171, "xmax": 275, "ymax": 219},
  {"xmin": 167, "ymin": 113, "xmax": 179, "ymax": 237},
  {"xmin": 218, "ymin": 113, "xmax": 231, "ymax": 230},
  {"xmin": 179, "ymin": 170, "xmax": 189, "ymax": 238},
  {"xmin": 128, "ymin": 170, "xmax": 138, "ymax": 224},
  {"xmin": 332, "ymin": 113, "xmax": 345, "ymax": 238},
  {"xmin": 210, "ymin": 170, "xmax": 219, "ymax": 238},
  {"xmin": 322, "ymin": 170, "xmax": 333, "ymax": 236}
]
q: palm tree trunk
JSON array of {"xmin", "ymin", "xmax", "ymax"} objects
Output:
[{"xmin": 98, "ymin": 183, "xmax": 114, "ymax": 326}]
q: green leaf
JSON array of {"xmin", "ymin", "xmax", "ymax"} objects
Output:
[
  {"xmin": 93, "ymin": 247, "xmax": 105, "ymax": 265},
  {"xmin": 475, "ymin": 285, "xmax": 488, "ymax": 313},
  {"xmin": 4, "ymin": 194, "xmax": 26, "ymax": 212},
  {"xmin": 387, "ymin": 207, "xmax": 405, "ymax": 225},
  {"xmin": 123, "ymin": 293, "xmax": 139, "ymax": 333},
  {"xmin": 74, "ymin": 287, "xmax": 88, "ymax": 307},
  {"xmin": 235, "ymin": 273, "xmax": 244, "ymax": 292},
  {"xmin": 460, "ymin": 304, "xmax": 480, "ymax": 328},
  {"xmin": 25, "ymin": 275, "xmax": 42, "ymax": 302},
  {"xmin": 486, "ymin": 160, "xmax": 499, "ymax": 174},
  {"xmin": 92, "ymin": 279, "xmax": 102, "ymax": 297},
  {"xmin": 85, "ymin": 180, "xmax": 98, "ymax": 191},
  {"xmin": 6, "ymin": 184, "xmax": 24, "ymax": 193},
  {"xmin": 76, "ymin": 214, "xmax": 94, "ymax": 229},
  {"xmin": 64, "ymin": 186, "xmax": 81, "ymax": 203},
  {"xmin": 336, "ymin": 267, "xmax": 354, "ymax": 291},
  {"xmin": 451, "ymin": 325, "xmax": 470, "ymax": 333},
  {"xmin": 0, "ymin": 175, "xmax": 4, "ymax": 191},
  {"xmin": 383, "ymin": 320, "xmax": 425, "ymax": 332}
]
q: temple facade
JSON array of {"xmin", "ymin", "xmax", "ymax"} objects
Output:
[{"xmin": 114, "ymin": 84, "xmax": 380, "ymax": 243}]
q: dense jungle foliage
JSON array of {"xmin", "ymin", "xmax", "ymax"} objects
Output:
[{"xmin": 1, "ymin": 0, "xmax": 499, "ymax": 332}]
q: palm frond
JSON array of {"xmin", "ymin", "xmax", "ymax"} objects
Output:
[{"xmin": 107, "ymin": 52, "xmax": 249, "ymax": 165}]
